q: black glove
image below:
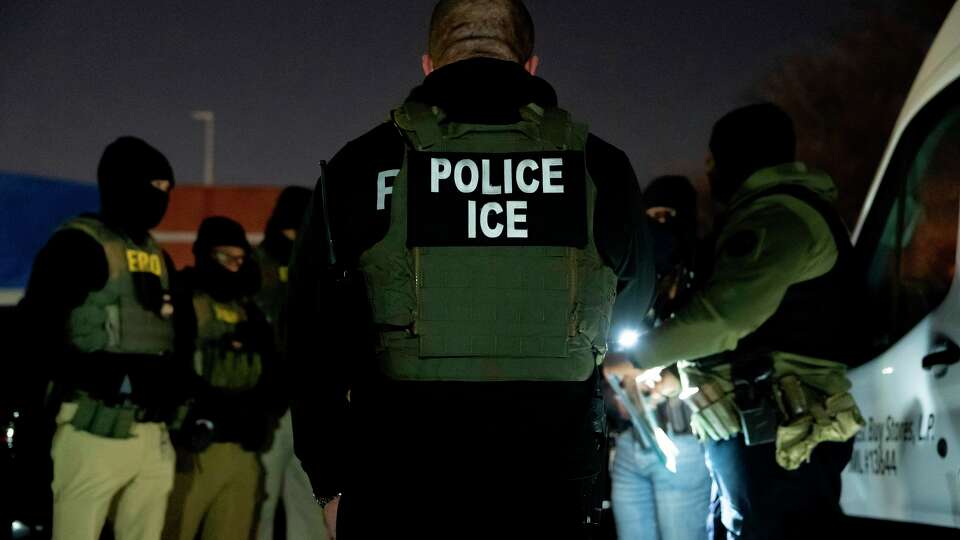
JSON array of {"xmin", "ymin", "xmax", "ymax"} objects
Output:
[
  {"xmin": 231, "ymin": 319, "xmax": 267, "ymax": 352},
  {"xmin": 131, "ymin": 272, "xmax": 166, "ymax": 316}
]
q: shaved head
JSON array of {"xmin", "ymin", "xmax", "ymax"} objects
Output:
[{"xmin": 428, "ymin": 0, "xmax": 535, "ymax": 68}]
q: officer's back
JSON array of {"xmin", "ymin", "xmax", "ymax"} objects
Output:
[{"xmin": 286, "ymin": 1, "xmax": 653, "ymax": 537}]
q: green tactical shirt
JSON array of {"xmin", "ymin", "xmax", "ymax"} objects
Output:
[{"xmin": 637, "ymin": 163, "xmax": 840, "ymax": 369}]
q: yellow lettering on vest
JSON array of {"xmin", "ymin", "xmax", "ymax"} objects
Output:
[
  {"xmin": 125, "ymin": 250, "xmax": 164, "ymax": 277},
  {"xmin": 278, "ymin": 266, "xmax": 289, "ymax": 283},
  {"xmin": 214, "ymin": 304, "xmax": 240, "ymax": 324},
  {"xmin": 126, "ymin": 250, "xmax": 139, "ymax": 272},
  {"xmin": 149, "ymin": 254, "xmax": 162, "ymax": 277},
  {"xmin": 137, "ymin": 252, "xmax": 151, "ymax": 273}
]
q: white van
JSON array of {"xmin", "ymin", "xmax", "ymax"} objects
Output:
[{"xmin": 840, "ymin": 0, "xmax": 960, "ymax": 530}]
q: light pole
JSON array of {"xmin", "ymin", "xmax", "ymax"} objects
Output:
[{"xmin": 190, "ymin": 110, "xmax": 215, "ymax": 186}]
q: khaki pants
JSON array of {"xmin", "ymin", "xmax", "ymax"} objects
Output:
[
  {"xmin": 257, "ymin": 411, "xmax": 327, "ymax": 540},
  {"xmin": 163, "ymin": 442, "xmax": 262, "ymax": 540},
  {"xmin": 51, "ymin": 402, "xmax": 176, "ymax": 540}
]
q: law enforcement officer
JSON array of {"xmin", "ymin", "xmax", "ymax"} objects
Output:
[
  {"xmin": 286, "ymin": 1, "xmax": 655, "ymax": 537},
  {"xmin": 634, "ymin": 104, "xmax": 864, "ymax": 539},
  {"xmin": 253, "ymin": 187, "xmax": 330, "ymax": 540},
  {"xmin": 162, "ymin": 216, "xmax": 283, "ymax": 540},
  {"xmin": 20, "ymin": 137, "xmax": 181, "ymax": 540}
]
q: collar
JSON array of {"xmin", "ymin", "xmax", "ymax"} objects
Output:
[{"xmin": 406, "ymin": 57, "xmax": 558, "ymax": 124}]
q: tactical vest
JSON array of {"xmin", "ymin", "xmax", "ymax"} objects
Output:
[
  {"xmin": 253, "ymin": 245, "xmax": 287, "ymax": 349},
  {"xmin": 358, "ymin": 102, "xmax": 618, "ymax": 382},
  {"xmin": 731, "ymin": 185, "xmax": 860, "ymax": 365},
  {"xmin": 62, "ymin": 215, "xmax": 175, "ymax": 355},
  {"xmin": 192, "ymin": 292, "xmax": 263, "ymax": 391}
]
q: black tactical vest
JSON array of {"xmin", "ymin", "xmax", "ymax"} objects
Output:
[{"xmin": 731, "ymin": 185, "xmax": 862, "ymax": 365}]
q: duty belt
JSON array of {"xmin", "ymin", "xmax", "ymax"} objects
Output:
[
  {"xmin": 66, "ymin": 391, "xmax": 168, "ymax": 439},
  {"xmin": 683, "ymin": 359, "xmax": 847, "ymax": 446}
]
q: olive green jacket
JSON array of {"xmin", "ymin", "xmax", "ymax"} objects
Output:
[{"xmin": 637, "ymin": 163, "xmax": 840, "ymax": 369}]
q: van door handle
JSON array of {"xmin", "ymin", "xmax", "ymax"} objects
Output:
[{"xmin": 922, "ymin": 338, "xmax": 960, "ymax": 370}]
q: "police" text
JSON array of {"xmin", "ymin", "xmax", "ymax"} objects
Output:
[{"xmin": 431, "ymin": 157, "xmax": 565, "ymax": 239}]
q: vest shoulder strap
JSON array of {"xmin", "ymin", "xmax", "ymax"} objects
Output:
[
  {"xmin": 61, "ymin": 214, "xmax": 111, "ymax": 242},
  {"xmin": 392, "ymin": 102, "xmax": 443, "ymax": 150},
  {"xmin": 534, "ymin": 105, "xmax": 588, "ymax": 150},
  {"xmin": 393, "ymin": 102, "xmax": 589, "ymax": 152},
  {"xmin": 61, "ymin": 214, "xmax": 165, "ymax": 253}
]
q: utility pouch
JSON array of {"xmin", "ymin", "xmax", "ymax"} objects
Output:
[
  {"xmin": 113, "ymin": 406, "xmax": 136, "ymax": 437},
  {"xmin": 69, "ymin": 396, "xmax": 97, "ymax": 431},
  {"xmin": 70, "ymin": 396, "xmax": 136, "ymax": 439},
  {"xmin": 731, "ymin": 354, "xmax": 778, "ymax": 446},
  {"xmin": 775, "ymin": 375, "xmax": 814, "ymax": 421},
  {"xmin": 90, "ymin": 404, "xmax": 120, "ymax": 436}
]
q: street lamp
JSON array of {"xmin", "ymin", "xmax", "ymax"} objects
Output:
[{"xmin": 190, "ymin": 110, "xmax": 215, "ymax": 186}]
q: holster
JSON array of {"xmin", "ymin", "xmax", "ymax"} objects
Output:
[{"xmin": 730, "ymin": 354, "xmax": 779, "ymax": 446}]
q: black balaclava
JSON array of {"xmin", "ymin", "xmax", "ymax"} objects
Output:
[
  {"xmin": 644, "ymin": 175, "xmax": 698, "ymax": 233},
  {"xmin": 192, "ymin": 216, "xmax": 258, "ymax": 302},
  {"xmin": 643, "ymin": 175, "xmax": 698, "ymax": 275},
  {"xmin": 708, "ymin": 103, "xmax": 796, "ymax": 204},
  {"xmin": 261, "ymin": 186, "xmax": 313, "ymax": 263},
  {"xmin": 97, "ymin": 136, "xmax": 175, "ymax": 242}
]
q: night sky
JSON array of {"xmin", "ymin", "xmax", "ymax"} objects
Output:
[{"xmin": 0, "ymin": 1, "xmax": 868, "ymax": 187}]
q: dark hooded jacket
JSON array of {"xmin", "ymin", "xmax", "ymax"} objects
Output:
[
  {"xmin": 254, "ymin": 186, "xmax": 313, "ymax": 349},
  {"xmin": 287, "ymin": 58, "xmax": 655, "ymax": 505},
  {"xmin": 260, "ymin": 186, "xmax": 313, "ymax": 265}
]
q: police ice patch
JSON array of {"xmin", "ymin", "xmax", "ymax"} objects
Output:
[{"xmin": 407, "ymin": 151, "xmax": 587, "ymax": 247}]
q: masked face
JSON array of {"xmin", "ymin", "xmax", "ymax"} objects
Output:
[
  {"xmin": 212, "ymin": 246, "xmax": 246, "ymax": 273},
  {"xmin": 706, "ymin": 153, "xmax": 728, "ymax": 204},
  {"xmin": 141, "ymin": 179, "xmax": 172, "ymax": 230},
  {"xmin": 198, "ymin": 246, "xmax": 255, "ymax": 301},
  {"xmin": 645, "ymin": 206, "xmax": 677, "ymax": 224},
  {"xmin": 99, "ymin": 178, "xmax": 170, "ymax": 237},
  {"xmin": 708, "ymin": 156, "xmax": 750, "ymax": 207},
  {"xmin": 97, "ymin": 137, "xmax": 175, "ymax": 238}
]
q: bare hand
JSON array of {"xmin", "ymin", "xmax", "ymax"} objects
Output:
[
  {"xmin": 603, "ymin": 360, "xmax": 643, "ymax": 381},
  {"xmin": 652, "ymin": 370, "xmax": 681, "ymax": 400},
  {"xmin": 323, "ymin": 497, "xmax": 339, "ymax": 539}
]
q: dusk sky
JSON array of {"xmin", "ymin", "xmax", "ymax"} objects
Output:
[{"xmin": 0, "ymin": 1, "xmax": 872, "ymax": 187}]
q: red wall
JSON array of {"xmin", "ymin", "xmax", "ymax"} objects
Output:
[{"xmin": 155, "ymin": 185, "xmax": 282, "ymax": 268}]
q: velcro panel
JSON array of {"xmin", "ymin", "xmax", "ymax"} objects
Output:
[{"xmin": 418, "ymin": 247, "xmax": 571, "ymax": 358}]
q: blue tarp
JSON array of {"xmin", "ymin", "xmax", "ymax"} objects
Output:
[{"xmin": 0, "ymin": 171, "xmax": 99, "ymax": 289}]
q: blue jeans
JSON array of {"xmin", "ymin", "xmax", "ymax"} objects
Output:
[{"xmin": 611, "ymin": 431, "xmax": 712, "ymax": 540}]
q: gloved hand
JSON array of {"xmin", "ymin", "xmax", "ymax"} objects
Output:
[
  {"xmin": 131, "ymin": 272, "xmax": 165, "ymax": 315},
  {"xmin": 231, "ymin": 319, "xmax": 267, "ymax": 352},
  {"xmin": 690, "ymin": 397, "xmax": 741, "ymax": 441}
]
